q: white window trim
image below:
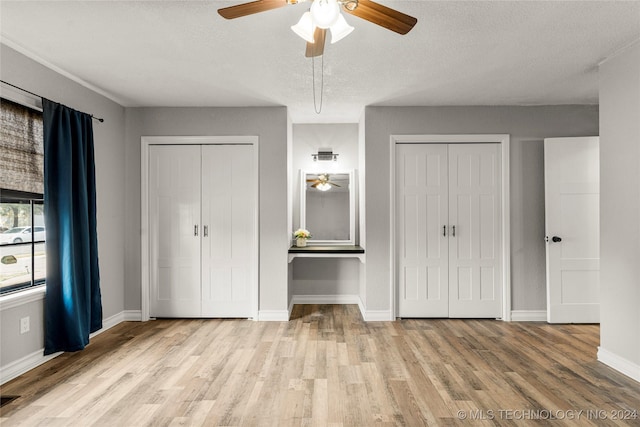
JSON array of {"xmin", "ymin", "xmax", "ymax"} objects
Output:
[
  {"xmin": 0, "ymin": 82, "xmax": 42, "ymax": 111},
  {"xmin": 0, "ymin": 285, "xmax": 45, "ymax": 311}
]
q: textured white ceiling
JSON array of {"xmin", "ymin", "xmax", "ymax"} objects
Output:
[{"xmin": 1, "ymin": 1, "xmax": 639, "ymax": 123}]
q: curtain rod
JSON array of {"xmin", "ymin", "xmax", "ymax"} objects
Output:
[{"xmin": 0, "ymin": 80, "xmax": 105, "ymax": 123}]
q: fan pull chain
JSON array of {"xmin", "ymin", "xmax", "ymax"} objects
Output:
[{"xmin": 312, "ymin": 54, "xmax": 324, "ymax": 114}]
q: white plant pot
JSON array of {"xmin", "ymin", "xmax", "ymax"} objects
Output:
[{"xmin": 296, "ymin": 237, "xmax": 307, "ymax": 247}]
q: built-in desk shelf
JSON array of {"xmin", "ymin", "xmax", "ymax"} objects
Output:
[{"xmin": 288, "ymin": 245, "xmax": 365, "ymax": 263}]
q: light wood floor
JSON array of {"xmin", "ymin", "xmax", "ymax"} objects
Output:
[{"xmin": 1, "ymin": 305, "xmax": 639, "ymax": 426}]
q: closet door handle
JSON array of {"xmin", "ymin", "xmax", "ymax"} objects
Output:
[
  {"xmin": 194, "ymin": 225, "xmax": 198, "ymax": 236},
  {"xmin": 443, "ymin": 225, "xmax": 446, "ymax": 237},
  {"xmin": 452, "ymin": 225, "xmax": 456, "ymax": 237},
  {"xmin": 204, "ymin": 225, "xmax": 208, "ymax": 237}
]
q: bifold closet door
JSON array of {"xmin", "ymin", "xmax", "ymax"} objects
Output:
[
  {"xmin": 149, "ymin": 145, "xmax": 202, "ymax": 317},
  {"xmin": 149, "ymin": 144, "xmax": 256, "ymax": 318},
  {"xmin": 201, "ymin": 144, "xmax": 254, "ymax": 317},
  {"xmin": 448, "ymin": 144, "xmax": 502, "ymax": 318},
  {"xmin": 397, "ymin": 143, "xmax": 502, "ymax": 318},
  {"xmin": 396, "ymin": 144, "xmax": 450, "ymax": 317}
]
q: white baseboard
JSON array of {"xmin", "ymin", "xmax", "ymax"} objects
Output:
[
  {"xmin": 1, "ymin": 309, "xmax": 141, "ymax": 385},
  {"xmin": 362, "ymin": 309, "xmax": 393, "ymax": 321},
  {"xmin": 597, "ymin": 347, "xmax": 640, "ymax": 383},
  {"xmin": 357, "ymin": 298, "xmax": 391, "ymax": 321},
  {"xmin": 257, "ymin": 310, "xmax": 290, "ymax": 321},
  {"xmin": 358, "ymin": 298, "xmax": 366, "ymax": 320},
  {"xmin": 510, "ymin": 310, "xmax": 547, "ymax": 322},
  {"xmin": 288, "ymin": 295, "xmax": 368, "ymax": 321},
  {"xmin": 290, "ymin": 294, "xmax": 361, "ymax": 305},
  {"xmin": 123, "ymin": 310, "xmax": 142, "ymax": 321},
  {"xmin": 89, "ymin": 311, "xmax": 123, "ymax": 338},
  {"xmin": 287, "ymin": 297, "xmax": 295, "ymax": 318},
  {"xmin": 88, "ymin": 310, "xmax": 142, "ymax": 339},
  {"xmin": 0, "ymin": 348, "xmax": 63, "ymax": 385}
]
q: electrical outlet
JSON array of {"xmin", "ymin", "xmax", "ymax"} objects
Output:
[{"xmin": 20, "ymin": 316, "xmax": 30, "ymax": 334}]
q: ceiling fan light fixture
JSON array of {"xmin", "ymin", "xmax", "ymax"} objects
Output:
[
  {"xmin": 291, "ymin": 11, "xmax": 316, "ymax": 43},
  {"xmin": 329, "ymin": 14, "xmax": 354, "ymax": 44},
  {"xmin": 317, "ymin": 182, "xmax": 332, "ymax": 191},
  {"xmin": 219, "ymin": 0, "xmax": 418, "ymax": 59},
  {"xmin": 311, "ymin": 0, "xmax": 340, "ymax": 29}
]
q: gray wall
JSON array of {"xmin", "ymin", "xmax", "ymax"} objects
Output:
[
  {"xmin": 363, "ymin": 105, "xmax": 599, "ymax": 313},
  {"xmin": 1, "ymin": 44, "xmax": 126, "ymax": 367},
  {"xmin": 289, "ymin": 124, "xmax": 360, "ymax": 298},
  {"xmin": 124, "ymin": 107, "xmax": 289, "ymax": 314},
  {"xmin": 599, "ymin": 42, "xmax": 640, "ymax": 370}
]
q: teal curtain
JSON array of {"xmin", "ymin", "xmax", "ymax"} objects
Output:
[{"xmin": 43, "ymin": 99, "xmax": 102, "ymax": 355}]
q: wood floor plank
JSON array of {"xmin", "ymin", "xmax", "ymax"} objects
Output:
[{"xmin": 2, "ymin": 305, "xmax": 640, "ymax": 426}]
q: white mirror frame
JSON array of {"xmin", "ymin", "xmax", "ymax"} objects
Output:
[{"xmin": 300, "ymin": 169, "xmax": 355, "ymax": 246}]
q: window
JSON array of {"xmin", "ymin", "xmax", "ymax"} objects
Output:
[
  {"xmin": 0, "ymin": 98, "xmax": 45, "ymax": 295},
  {"xmin": 0, "ymin": 190, "xmax": 46, "ymax": 294}
]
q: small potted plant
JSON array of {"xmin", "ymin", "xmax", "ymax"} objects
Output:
[{"xmin": 293, "ymin": 228, "xmax": 311, "ymax": 247}]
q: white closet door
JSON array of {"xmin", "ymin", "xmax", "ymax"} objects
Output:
[
  {"xmin": 201, "ymin": 144, "xmax": 255, "ymax": 317},
  {"xmin": 448, "ymin": 144, "xmax": 502, "ymax": 318},
  {"xmin": 397, "ymin": 144, "xmax": 449, "ymax": 317},
  {"xmin": 149, "ymin": 145, "xmax": 202, "ymax": 317}
]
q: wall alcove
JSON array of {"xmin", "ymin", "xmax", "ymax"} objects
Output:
[{"xmin": 288, "ymin": 124, "xmax": 364, "ymax": 312}]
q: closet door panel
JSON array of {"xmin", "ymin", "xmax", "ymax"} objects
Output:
[
  {"xmin": 396, "ymin": 144, "xmax": 449, "ymax": 317},
  {"xmin": 448, "ymin": 144, "xmax": 501, "ymax": 318},
  {"xmin": 149, "ymin": 145, "xmax": 202, "ymax": 317},
  {"xmin": 201, "ymin": 144, "xmax": 255, "ymax": 317}
]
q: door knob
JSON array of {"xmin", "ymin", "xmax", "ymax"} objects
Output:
[{"xmin": 552, "ymin": 236, "xmax": 562, "ymax": 243}]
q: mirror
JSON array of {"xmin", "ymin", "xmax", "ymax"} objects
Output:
[{"xmin": 300, "ymin": 170, "xmax": 355, "ymax": 245}]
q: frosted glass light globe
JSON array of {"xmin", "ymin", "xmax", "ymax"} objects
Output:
[
  {"xmin": 291, "ymin": 11, "xmax": 315, "ymax": 43},
  {"xmin": 317, "ymin": 182, "xmax": 332, "ymax": 191},
  {"xmin": 330, "ymin": 14, "xmax": 354, "ymax": 44},
  {"xmin": 311, "ymin": 0, "xmax": 340, "ymax": 29}
]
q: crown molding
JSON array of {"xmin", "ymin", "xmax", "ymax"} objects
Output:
[
  {"xmin": 1, "ymin": 37, "xmax": 127, "ymax": 107},
  {"xmin": 598, "ymin": 37, "xmax": 640, "ymax": 67}
]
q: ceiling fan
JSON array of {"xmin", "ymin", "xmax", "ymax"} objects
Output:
[
  {"xmin": 218, "ymin": 0, "xmax": 417, "ymax": 57},
  {"xmin": 307, "ymin": 173, "xmax": 340, "ymax": 191}
]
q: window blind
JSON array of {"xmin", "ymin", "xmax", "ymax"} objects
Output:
[{"xmin": 0, "ymin": 98, "xmax": 44, "ymax": 194}]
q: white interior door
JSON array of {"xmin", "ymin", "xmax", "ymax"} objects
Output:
[
  {"xmin": 448, "ymin": 144, "xmax": 502, "ymax": 318},
  {"xmin": 545, "ymin": 137, "xmax": 600, "ymax": 323},
  {"xmin": 149, "ymin": 145, "xmax": 202, "ymax": 317},
  {"xmin": 396, "ymin": 143, "xmax": 502, "ymax": 318},
  {"xmin": 396, "ymin": 144, "xmax": 449, "ymax": 317},
  {"xmin": 149, "ymin": 142, "xmax": 256, "ymax": 319},
  {"xmin": 201, "ymin": 144, "xmax": 255, "ymax": 317}
]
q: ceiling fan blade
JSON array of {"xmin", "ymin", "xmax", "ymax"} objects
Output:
[
  {"xmin": 344, "ymin": 0, "xmax": 417, "ymax": 35},
  {"xmin": 305, "ymin": 28, "xmax": 327, "ymax": 57},
  {"xmin": 328, "ymin": 182, "xmax": 341, "ymax": 187},
  {"xmin": 218, "ymin": 0, "xmax": 288, "ymax": 20}
]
